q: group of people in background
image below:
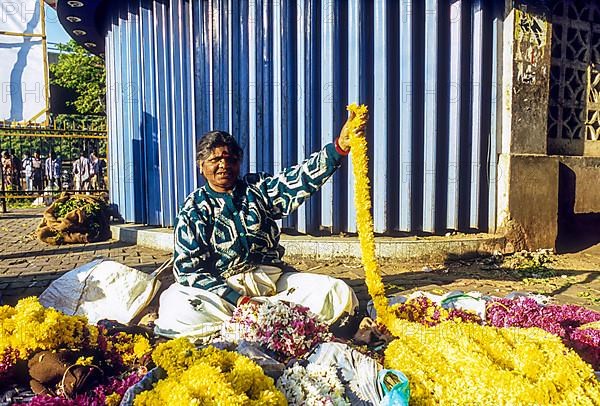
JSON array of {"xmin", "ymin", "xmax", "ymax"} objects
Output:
[{"xmin": 0, "ymin": 149, "xmax": 106, "ymax": 193}]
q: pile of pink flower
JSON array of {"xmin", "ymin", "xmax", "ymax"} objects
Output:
[
  {"xmin": 486, "ymin": 297, "xmax": 600, "ymax": 369},
  {"xmin": 221, "ymin": 301, "xmax": 331, "ymax": 360},
  {"xmin": 0, "ymin": 348, "xmax": 19, "ymax": 381},
  {"xmin": 27, "ymin": 372, "xmax": 142, "ymax": 406}
]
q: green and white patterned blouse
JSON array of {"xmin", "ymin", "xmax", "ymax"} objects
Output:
[{"xmin": 174, "ymin": 142, "xmax": 346, "ymax": 305}]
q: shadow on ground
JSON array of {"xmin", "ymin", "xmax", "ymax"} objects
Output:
[{"xmin": 0, "ymin": 241, "xmax": 139, "ymax": 261}]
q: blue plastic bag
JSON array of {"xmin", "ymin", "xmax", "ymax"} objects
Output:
[{"xmin": 378, "ymin": 369, "xmax": 410, "ymax": 406}]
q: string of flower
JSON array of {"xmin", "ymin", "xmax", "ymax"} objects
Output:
[
  {"xmin": 347, "ymin": 103, "xmax": 414, "ymax": 337},
  {"xmin": 384, "ymin": 321, "xmax": 600, "ymax": 404},
  {"xmin": 348, "ymin": 103, "xmax": 600, "ymax": 402},
  {"xmin": 346, "ymin": 104, "xmax": 396, "ymax": 334}
]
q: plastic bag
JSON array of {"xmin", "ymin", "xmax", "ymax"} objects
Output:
[
  {"xmin": 378, "ymin": 369, "xmax": 410, "ymax": 406},
  {"xmin": 39, "ymin": 259, "xmax": 171, "ymax": 324},
  {"xmin": 308, "ymin": 342, "xmax": 382, "ymax": 405},
  {"xmin": 119, "ymin": 367, "xmax": 166, "ymax": 406}
]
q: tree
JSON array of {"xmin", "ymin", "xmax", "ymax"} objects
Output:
[{"xmin": 49, "ymin": 40, "xmax": 106, "ymax": 115}]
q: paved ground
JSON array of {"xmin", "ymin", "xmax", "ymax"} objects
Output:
[
  {"xmin": 289, "ymin": 245, "xmax": 600, "ymax": 313},
  {"xmin": 0, "ymin": 208, "xmax": 171, "ymax": 306},
  {"xmin": 2, "ymin": 208, "xmax": 599, "ymax": 315}
]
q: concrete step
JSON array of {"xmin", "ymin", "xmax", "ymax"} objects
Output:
[{"xmin": 111, "ymin": 224, "xmax": 506, "ymax": 262}]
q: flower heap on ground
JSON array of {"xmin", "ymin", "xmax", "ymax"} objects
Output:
[
  {"xmin": 221, "ymin": 301, "xmax": 331, "ymax": 360},
  {"xmin": 0, "ymin": 297, "xmax": 98, "ymax": 378},
  {"xmin": 385, "ymin": 322, "xmax": 600, "ymax": 404},
  {"xmin": 392, "ymin": 296, "xmax": 483, "ymax": 326},
  {"xmin": 0, "ymin": 297, "xmax": 153, "ymax": 405},
  {"xmin": 487, "ymin": 297, "xmax": 600, "ymax": 369},
  {"xmin": 134, "ymin": 338, "xmax": 286, "ymax": 405},
  {"xmin": 347, "ymin": 103, "xmax": 600, "ymax": 403},
  {"xmin": 390, "ymin": 295, "xmax": 600, "ymax": 369},
  {"xmin": 97, "ymin": 327, "xmax": 152, "ymax": 371},
  {"xmin": 0, "ymin": 297, "xmax": 152, "ymax": 375},
  {"xmin": 276, "ymin": 363, "xmax": 349, "ymax": 406}
]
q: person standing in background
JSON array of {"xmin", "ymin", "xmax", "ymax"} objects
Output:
[
  {"xmin": 31, "ymin": 150, "xmax": 44, "ymax": 192},
  {"xmin": 22, "ymin": 152, "xmax": 33, "ymax": 191},
  {"xmin": 1, "ymin": 151, "xmax": 14, "ymax": 189},
  {"xmin": 73, "ymin": 150, "xmax": 92, "ymax": 192},
  {"xmin": 89, "ymin": 150, "xmax": 100, "ymax": 190},
  {"xmin": 45, "ymin": 151, "xmax": 62, "ymax": 189},
  {"xmin": 8, "ymin": 149, "xmax": 21, "ymax": 190}
]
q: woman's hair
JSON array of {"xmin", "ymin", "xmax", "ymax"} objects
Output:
[{"xmin": 196, "ymin": 131, "xmax": 243, "ymax": 162}]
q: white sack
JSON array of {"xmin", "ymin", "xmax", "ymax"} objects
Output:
[{"xmin": 39, "ymin": 259, "xmax": 162, "ymax": 324}]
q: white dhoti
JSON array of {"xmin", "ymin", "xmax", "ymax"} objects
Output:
[{"xmin": 154, "ymin": 266, "xmax": 359, "ymax": 339}]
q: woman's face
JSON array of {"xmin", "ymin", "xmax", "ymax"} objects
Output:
[{"xmin": 200, "ymin": 145, "xmax": 241, "ymax": 193}]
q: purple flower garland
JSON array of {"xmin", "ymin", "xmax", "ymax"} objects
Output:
[{"xmin": 486, "ymin": 297, "xmax": 600, "ymax": 369}]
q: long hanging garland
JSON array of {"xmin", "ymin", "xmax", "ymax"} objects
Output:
[
  {"xmin": 346, "ymin": 104, "xmax": 600, "ymax": 403},
  {"xmin": 346, "ymin": 104, "xmax": 398, "ymax": 333}
]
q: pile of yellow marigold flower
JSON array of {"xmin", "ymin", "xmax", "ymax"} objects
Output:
[
  {"xmin": 0, "ymin": 296, "xmax": 98, "ymax": 359},
  {"xmin": 347, "ymin": 103, "xmax": 600, "ymax": 403},
  {"xmin": 134, "ymin": 338, "xmax": 286, "ymax": 405}
]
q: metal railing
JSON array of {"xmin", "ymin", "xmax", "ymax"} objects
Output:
[{"xmin": 0, "ymin": 120, "xmax": 108, "ymax": 212}]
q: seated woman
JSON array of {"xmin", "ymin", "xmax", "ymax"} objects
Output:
[{"xmin": 155, "ymin": 112, "xmax": 366, "ymax": 339}]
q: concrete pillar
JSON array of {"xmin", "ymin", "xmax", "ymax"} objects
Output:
[{"xmin": 497, "ymin": 5, "xmax": 558, "ymax": 250}]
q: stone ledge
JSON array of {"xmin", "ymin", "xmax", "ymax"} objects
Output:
[{"xmin": 111, "ymin": 224, "xmax": 506, "ymax": 262}]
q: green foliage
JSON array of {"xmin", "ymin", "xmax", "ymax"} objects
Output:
[
  {"xmin": 52, "ymin": 196, "xmax": 108, "ymax": 241},
  {"xmin": 53, "ymin": 115, "xmax": 106, "ymax": 131},
  {"xmin": 54, "ymin": 198, "xmax": 103, "ymax": 219},
  {"xmin": 7, "ymin": 198, "xmax": 35, "ymax": 209},
  {"xmin": 49, "ymin": 40, "xmax": 106, "ymax": 115},
  {"xmin": 0, "ymin": 134, "xmax": 106, "ymax": 162}
]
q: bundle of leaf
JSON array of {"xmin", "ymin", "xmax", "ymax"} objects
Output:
[{"xmin": 37, "ymin": 193, "xmax": 111, "ymax": 245}]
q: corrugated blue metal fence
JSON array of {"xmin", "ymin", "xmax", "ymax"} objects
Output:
[{"xmin": 105, "ymin": 0, "xmax": 501, "ymax": 234}]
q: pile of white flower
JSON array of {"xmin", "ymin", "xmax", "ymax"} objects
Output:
[{"xmin": 276, "ymin": 363, "xmax": 349, "ymax": 406}]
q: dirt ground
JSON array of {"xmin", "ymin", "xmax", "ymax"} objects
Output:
[{"xmin": 285, "ymin": 243, "xmax": 600, "ymax": 314}]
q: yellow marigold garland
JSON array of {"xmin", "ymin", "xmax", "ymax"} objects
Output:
[
  {"xmin": 580, "ymin": 321, "xmax": 600, "ymax": 330},
  {"xmin": 347, "ymin": 104, "xmax": 396, "ymax": 333},
  {"xmin": 347, "ymin": 103, "xmax": 600, "ymax": 403},
  {"xmin": 134, "ymin": 338, "xmax": 287, "ymax": 405},
  {"xmin": 384, "ymin": 321, "xmax": 600, "ymax": 404}
]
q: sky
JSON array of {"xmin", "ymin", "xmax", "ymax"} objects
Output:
[{"xmin": 45, "ymin": 4, "xmax": 71, "ymax": 45}]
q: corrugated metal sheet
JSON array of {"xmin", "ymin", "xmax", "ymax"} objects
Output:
[{"xmin": 104, "ymin": 0, "xmax": 501, "ymax": 233}]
